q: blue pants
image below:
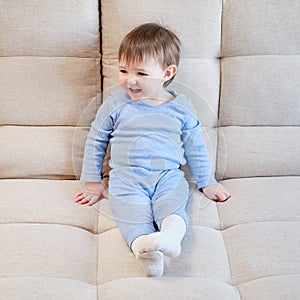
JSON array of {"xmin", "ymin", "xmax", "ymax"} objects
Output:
[{"xmin": 109, "ymin": 168, "xmax": 189, "ymax": 248}]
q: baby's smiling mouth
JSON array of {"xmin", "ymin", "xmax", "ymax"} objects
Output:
[{"xmin": 129, "ymin": 88, "xmax": 142, "ymax": 94}]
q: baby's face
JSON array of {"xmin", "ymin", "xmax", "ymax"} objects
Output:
[{"xmin": 118, "ymin": 56, "xmax": 167, "ymax": 102}]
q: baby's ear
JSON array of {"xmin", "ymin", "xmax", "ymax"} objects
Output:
[{"xmin": 164, "ymin": 65, "xmax": 177, "ymax": 81}]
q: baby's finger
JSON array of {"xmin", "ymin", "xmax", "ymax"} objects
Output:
[
  {"xmin": 74, "ymin": 191, "xmax": 84, "ymax": 199},
  {"xmin": 77, "ymin": 197, "xmax": 90, "ymax": 205},
  {"xmin": 75, "ymin": 192, "xmax": 92, "ymax": 202},
  {"xmin": 74, "ymin": 194, "xmax": 86, "ymax": 202},
  {"xmin": 76, "ymin": 193, "xmax": 93, "ymax": 203},
  {"xmin": 87, "ymin": 196, "xmax": 100, "ymax": 206},
  {"xmin": 217, "ymin": 192, "xmax": 231, "ymax": 202},
  {"xmin": 76, "ymin": 199, "xmax": 87, "ymax": 205}
]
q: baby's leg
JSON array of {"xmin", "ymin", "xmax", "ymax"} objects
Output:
[
  {"xmin": 136, "ymin": 168, "xmax": 189, "ymax": 258},
  {"xmin": 115, "ymin": 220, "xmax": 164, "ymax": 277},
  {"xmin": 132, "ymin": 214, "xmax": 186, "ymax": 258},
  {"xmin": 109, "ymin": 182, "xmax": 162, "ymax": 276}
]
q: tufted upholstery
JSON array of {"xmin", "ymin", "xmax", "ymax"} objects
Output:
[{"xmin": 0, "ymin": 0, "xmax": 299, "ymax": 299}]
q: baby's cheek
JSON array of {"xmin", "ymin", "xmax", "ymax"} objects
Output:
[{"xmin": 118, "ymin": 81, "xmax": 127, "ymax": 91}]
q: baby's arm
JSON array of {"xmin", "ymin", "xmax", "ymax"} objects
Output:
[
  {"xmin": 74, "ymin": 182, "xmax": 108, "ymax": 206},
  {"xmin": 75, "ymin": 94, "xmax": 118, "ymax": 206},
  {"xmin": 201, "ymin": 184, "xmax": 231, "ymax": 202},
  {"xmin": 181, "ymin": 102, "xmax": 231, "ymax": 202}
]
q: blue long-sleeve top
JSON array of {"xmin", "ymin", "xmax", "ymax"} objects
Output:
[{"xmin": 80, "ymin": 89, "xmax": 217, "ymax": 189}]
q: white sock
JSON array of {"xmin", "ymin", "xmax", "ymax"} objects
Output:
[
  {"xmin": 135, "ymin": 250, "xmax": 164, "ymax": 277},
  {"xmin": 132, "ymin": 215, "xmax": 186, "ymax": 258}
]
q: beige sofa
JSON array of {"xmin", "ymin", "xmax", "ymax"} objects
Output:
[{"xmin": 1, "ymin": 0, "xmax": 300, "ymax": 299}]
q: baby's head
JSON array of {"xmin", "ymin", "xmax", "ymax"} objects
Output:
[{"xmin": 118, "ymin": 23, "xmax": 181, "ymax": 87}]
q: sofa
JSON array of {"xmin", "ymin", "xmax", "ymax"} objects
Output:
[{"xmin": 1, "ymin": 0, "xmax": 299, "ymax": 299}]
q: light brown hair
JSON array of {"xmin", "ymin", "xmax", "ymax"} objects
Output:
[{"xmin": 118, "ymin": 23, "xmax": 181, "ymax": 87}]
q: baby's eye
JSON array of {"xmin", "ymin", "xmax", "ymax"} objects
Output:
[
  {"xmin": 137, "ymin": 72, "xmax": 148, "ymax": 76},
  {"xmin": 119, "ymin": 69, "xmax": 127, "ymax": 74}
]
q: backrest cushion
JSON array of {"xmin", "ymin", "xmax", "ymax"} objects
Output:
[
  {"xmin": 217, "ymin": 0, "xmax": 300, "ymax": 180},
  {"xmin": 0, "ymin": 0, "xmax": 100, "ymax": 179}
]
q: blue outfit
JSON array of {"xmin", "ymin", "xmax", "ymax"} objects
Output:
[{"xmin": 81, "ymin": 88, "xmax": 216, "ymax": 247}]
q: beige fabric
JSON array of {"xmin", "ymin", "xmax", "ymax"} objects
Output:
[
  {"xmin": 1, "ymin": 126, "xmax": 76, "ymax": 179},
  {"xmin": 0, "ymin": 57, "xmax": 100, "ymax": 126},
  {"xmin": 1, "ymin": 0, "xmax": 300, "ymax": 299},
  {"xmin": 217, "ymin": 126, "xmax": 300, "ymax": 180},
  {"xmin": 0, "ymin": 0, "xmax": 100, "ymax": 57},
  {"xmin": 217, "ymin": 177, "xmax": 300, "ymax": 229},
  {"xmin": 0, "ymin": 224, "xmax": 97, "ymax": 284},
  {"xmin": 0, "ymin": 0, "xmax": 101, "ymax": 180},
  {"xmin": 97, "ymin": 225, "xmax": 231, "ymax": 284},
  {"xmin": 97, "ymin": 197, "xmax": 118, "ymax": 233},
  {"xmin": 238, "ymin": 275, "xmax": 300, "ymax": 300},
  {"xmin": 101, "ymin": 0, "xmax": 222, "ymax": 59},
  {"xmin": 222, "ymin": 0, "xmax": 300, "ymax": 56},
  {"xmin": 164, "ymin": 225, "xmax": 231, "ymax": 280},
  {"xmin": 173, "ymin": 59, "xmax": 220, "ymax": 128},
  {"xmin": 186, "ymin": 186, "xmax": 221, "ymax": 229},
  {"xmin": 99, "ymin": 278, "xmax": 240, "ymax": 300},
  {"xmin": 98, "ymin": 228, "xmax": 145, "ymax": 284},
  {"xmin": 220, "ymin": 56, "xmax": 300, "ymax": 126},
  {"xmin": 0, "ymin": 179, "xmax": 100, "ymax": 233},
  {"xmin": 0, "ymin": 278, "xmax": 96, "ymax": 300},
  {"xmin": 73, "ymin": 126, "xmax": 93, "ymax": 179},
  {"xmin": 224, "ymin": 221, "xmax": 300, "ymax": 285}
]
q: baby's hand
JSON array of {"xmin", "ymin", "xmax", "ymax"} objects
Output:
[
  {"xmin": 74, "ymin": 182, "xmax": 108, "ymax": 206},
  {"xmin": 201, "ymin": 184, "xmax": 231, "ymax": 202}
]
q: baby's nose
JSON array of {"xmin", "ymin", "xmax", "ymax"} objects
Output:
[{"xmin": 127, "ymin": 74, "xmax": 138, "ymax": 85}]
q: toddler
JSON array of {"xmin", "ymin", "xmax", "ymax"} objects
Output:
[{"xmin": 74, "ymin": 23, "xmax": 231, "ymax": 277}]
